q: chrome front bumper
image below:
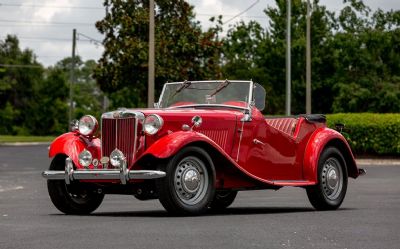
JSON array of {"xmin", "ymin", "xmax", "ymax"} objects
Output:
[{"xmin": 42, "ymin": 158, "xmax": 166, "ymax": 185}]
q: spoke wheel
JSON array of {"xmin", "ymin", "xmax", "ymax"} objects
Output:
[
  {"xmin": 157, "ymin": 146, "xmax": 215, "ymax": 215},
  {"xmin": 47, "ymin": 155, "xmax": 104, "ymax": 215},
  {"xmin": 306, "ymin": 147, "xmax": 348, "ymax": 210}
]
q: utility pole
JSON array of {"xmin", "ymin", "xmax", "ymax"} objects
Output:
[
  {"xmin": 147, "ymin": 0, "xmax": 155, "ymax": 108},
  {"xmin": 306, "ymin": 0, "xmax": 312, "ymax": 114},
  {"xmin": 286, "ymin": 0, "xmax": 291, "ymax": 115},
  {"xmin": 69, "ymin": 28, "xmax": 76, "ymax": 125}
]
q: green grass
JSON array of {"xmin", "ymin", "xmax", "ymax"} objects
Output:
[{"xmin": 0, "ymin": 135, "xmax": 55, "ymax": 143}]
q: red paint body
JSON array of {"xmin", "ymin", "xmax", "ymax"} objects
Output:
[{"xmin": 49, "ymin": 105, "xmax": 360, "ymax": 190}]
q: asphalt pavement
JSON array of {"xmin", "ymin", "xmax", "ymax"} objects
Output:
[{"xmin": 0, "ymin": 145, "xmax": 399, "ymax": 249}]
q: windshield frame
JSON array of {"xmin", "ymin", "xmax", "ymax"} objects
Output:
[{"xmin": 157, "ymin": 80, "xmax": 254, "ymax": 111}]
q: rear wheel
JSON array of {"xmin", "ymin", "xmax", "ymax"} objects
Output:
[
  {"xmin": 47, "ymin": 155, "xmax": 104, "ymax": 215},
  {"xmin": 209, "ymin": 190, "xmax": 237, "ymax": 210},
  {"xmin": 306, "ymin": 147, "xmax": 348, "ymax": 210},
  {"xmin": 156, "ymin": 146, "xmax": 215, "ymax": 215}
]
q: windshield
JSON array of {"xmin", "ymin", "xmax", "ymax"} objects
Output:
[{"xmin": 158, "ymin": 80, "xmax": 252, "ymax": 108}]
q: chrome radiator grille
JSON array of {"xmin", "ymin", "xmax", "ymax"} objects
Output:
[{"xmin": 102, "ymin": 117, "xmax": 137, "ymax": 167}]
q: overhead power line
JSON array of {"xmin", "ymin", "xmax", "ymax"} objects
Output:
[
  {"xmin": 77, "ymin": 32, "xmax": 102, "ymax": 46},
  {"xmin": 197, "ymin": 13, "xmax": 266, "ymax": 19},
  {"xmin": 0, "ymin": 3, "xmax": 103, "ymax": 10},
  {"xmin": 223, "ymin": 0, "xmax": 260, "ymax": 24},
  {"xmin": 0, "ymin": 19, "xmax": 94, "ymax": 26}
]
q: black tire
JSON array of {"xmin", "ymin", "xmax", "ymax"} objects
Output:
[
  {"xmin": 47, "ymin": 155, "xmax": 104, "ymax": 215},
  {"xmin": 306, "ymin": 147, "xmax": 348, "ymax": 210},
  {"xmin": 209, "ymin": 190, "xmax": 237, "ymax": 210},
  {"xmin": 156, "ymin": 146, "xmax": 216, "ymax": 215}
]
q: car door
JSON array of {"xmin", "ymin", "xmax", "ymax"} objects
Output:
[{"xmin": 234, "ymin": 113, "xmax": 303, "ymax": 181}]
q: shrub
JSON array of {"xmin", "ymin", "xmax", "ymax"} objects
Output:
[{"xmin": 326, "ymin": 113, "xmax": 400, "ymax": 155}]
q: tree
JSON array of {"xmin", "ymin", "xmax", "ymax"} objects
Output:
[
  {"xmin": 94, "ymin": 0, "xmax": 223, "ymax": 108},
  {"xmin": 55, "ymin": 57, "xmax": 104, "ymax": 119},
  {"xmin": 222, "ymin": 0, "xmax": 335, "ymax": 114},
  {"xmin": 0, "ymin": 35, "xmax": 43, "ymax": 134},
  {"xmin": 330, "ymin": 0, "xmax": 400, "ymax": 112}
]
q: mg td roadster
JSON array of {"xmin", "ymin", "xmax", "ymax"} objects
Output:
[{"xmin": 43, "ymin": 80, "xmax": 365, "ymax": 215}]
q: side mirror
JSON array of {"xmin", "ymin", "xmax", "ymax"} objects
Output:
[{"xmin": 154, "ymin": 102, "xmax": 160, "ymax": 108}]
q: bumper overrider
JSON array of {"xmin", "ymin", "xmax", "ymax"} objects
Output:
[{"xmin": 42, "ymin": 157, "xmax": 166, "ymax": 185}]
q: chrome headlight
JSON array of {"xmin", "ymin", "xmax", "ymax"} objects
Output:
[
  {"xmin": 78, "ymin": 115, "xmax": 98, "ymax": 136},
  {"xmin": 79, "ymin": 149, "xmax": 92, "ymax": 167},
  {"xmin": 110, "ymin": 149, "xmax": 125, "ymax": 168},
  {"xmin": 144, "ymin": 114, "xmax": 163, "ymax": 135}
]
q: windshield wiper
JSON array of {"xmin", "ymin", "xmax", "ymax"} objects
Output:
[
  {"xmin": 210, "ymin": 79, "xmax": 230, "ymax": 97},
  {"xmin": 168, "ymin": 80, "xmax": 192, "ymax": 102},
  {"xmin": 175, "ymin": 80, "xmax": 191, "ymax": 93}
]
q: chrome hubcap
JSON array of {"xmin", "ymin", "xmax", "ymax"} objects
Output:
[
  {"xmin": 174, "ymin": 156, "xmax": 208, "ymax": 205},
  {"xmin": 182, "ymin": 168, "xmax": 200, "ymax": 193},
  {"xmin": 321, "ymin": 157, "xmax": 343, "ymax": 200}
]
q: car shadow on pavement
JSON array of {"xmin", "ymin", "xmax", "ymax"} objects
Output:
[{"xmin": 64, "ymin": 206, "xmax": 355, "ymax": 218}]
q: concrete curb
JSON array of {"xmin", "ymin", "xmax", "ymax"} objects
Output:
[{"xmin": 356, "ymin": 159, "xmax": 400, "ymax": 166}]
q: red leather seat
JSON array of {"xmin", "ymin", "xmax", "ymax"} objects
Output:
[{"xmin": 265, "ymin": 118, "xmax": 298, "ymax": 137}]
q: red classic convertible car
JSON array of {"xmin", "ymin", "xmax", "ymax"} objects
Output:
[{"xmin": 43, "ymin": 80, "xmax": 365, "ymax": 215}]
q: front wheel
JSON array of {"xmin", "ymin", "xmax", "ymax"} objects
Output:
[
  {"xmin": 156, "ymin": 146, "xmax": 215, "ymax": 215},
  {"xmin": 306, "ymin": 147, "xmax": 348, "ymax": 210},
  {"xmin": 47, "ymin": 155, "xmax": 104, "ymax": 215}
]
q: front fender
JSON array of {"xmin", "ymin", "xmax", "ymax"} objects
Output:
[
  {"xmin": 303, "ymin": 127, "xmax": 358, "ymax": 182},
  {"xmin": 48, "ymin": 132, "xmax": 101, "ymax": 169},
  {"xmin": 142, "ymin": 131, "xmax": 225, "ymax": 159}
]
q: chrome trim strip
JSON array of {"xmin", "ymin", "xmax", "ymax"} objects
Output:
[
  {"xmin": 101, "ymin": 110, "xmax": 145, "ymax": 120},
  {"xmin": 42, "ymin": 169, "xmax": 166, "ymax": 182},
  {"xmin": 172, "ymin": 104, "xmax": 248, "ymax": 111}
]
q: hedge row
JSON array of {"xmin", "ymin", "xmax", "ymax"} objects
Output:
[{"xmin": 326, "ymin": 113, "xmax": 400, "ymax": 155}]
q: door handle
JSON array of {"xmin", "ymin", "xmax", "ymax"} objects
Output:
[{"xmin": 253, "ymin": 139, "xmax": 265, "ymax": 146}]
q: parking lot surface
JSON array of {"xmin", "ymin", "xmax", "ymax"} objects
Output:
[{"xmin": 1, "ymin": 145, "xmax": 399, "ymax": 249}]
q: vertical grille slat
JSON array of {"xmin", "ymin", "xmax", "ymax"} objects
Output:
[{"xmin": 102, "ymin": 117, "xmax": 136, "ymax": 167}]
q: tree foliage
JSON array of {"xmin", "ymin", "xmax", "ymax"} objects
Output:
[
  {"xmin": 94, "ymin": 0, "xmax": 223, "ymax": 108},
  {"xmin": 222, "ymin": 0, "xmax": 400, "ymax": 114},
  {"xmin": 0, "ymin": 36, "xmax": 103, "ymax": 135},
  {"xmin": 1, "ymin": 0, "xmax": 400, "ymax": 136}
]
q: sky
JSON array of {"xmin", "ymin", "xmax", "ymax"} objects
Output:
[{"xmin": 1, "ymin": 0, "xmax": 399, "ymax": 67}]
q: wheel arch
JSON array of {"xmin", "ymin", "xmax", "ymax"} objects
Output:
[
  {"xmin": 48, "ymin": 132, "xmax": 101, "ymax": 169},
  {"xmin": 303, "ymin": 128, "xmax": 359, "ymax": 183},
  {"xmin": 325, "ymin": 138, "xmax": 358, "ymax": 178}
]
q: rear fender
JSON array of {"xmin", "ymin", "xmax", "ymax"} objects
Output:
[
  {"xmin": 303, "ymin": 128, "xmax": 359, "ymax": 182},
  {"xmin": 48, "ymin": 132, "xmax": 101, "ymax": 169}
]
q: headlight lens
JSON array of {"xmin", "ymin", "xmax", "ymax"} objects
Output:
[
  {"xmin": 144, "ymin": 114, "xmax": 163, "ymax": 135},
  {"xmin": 78, "ymin": 149, "xmax": 92, "ymax": 167},
  {"xmin": 110, "ymin": 149, "xmax": 125, "ymax": 168},
  {"xmin": 78, "ymin": 115, "xmax": 98, "ymax": 136}
]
